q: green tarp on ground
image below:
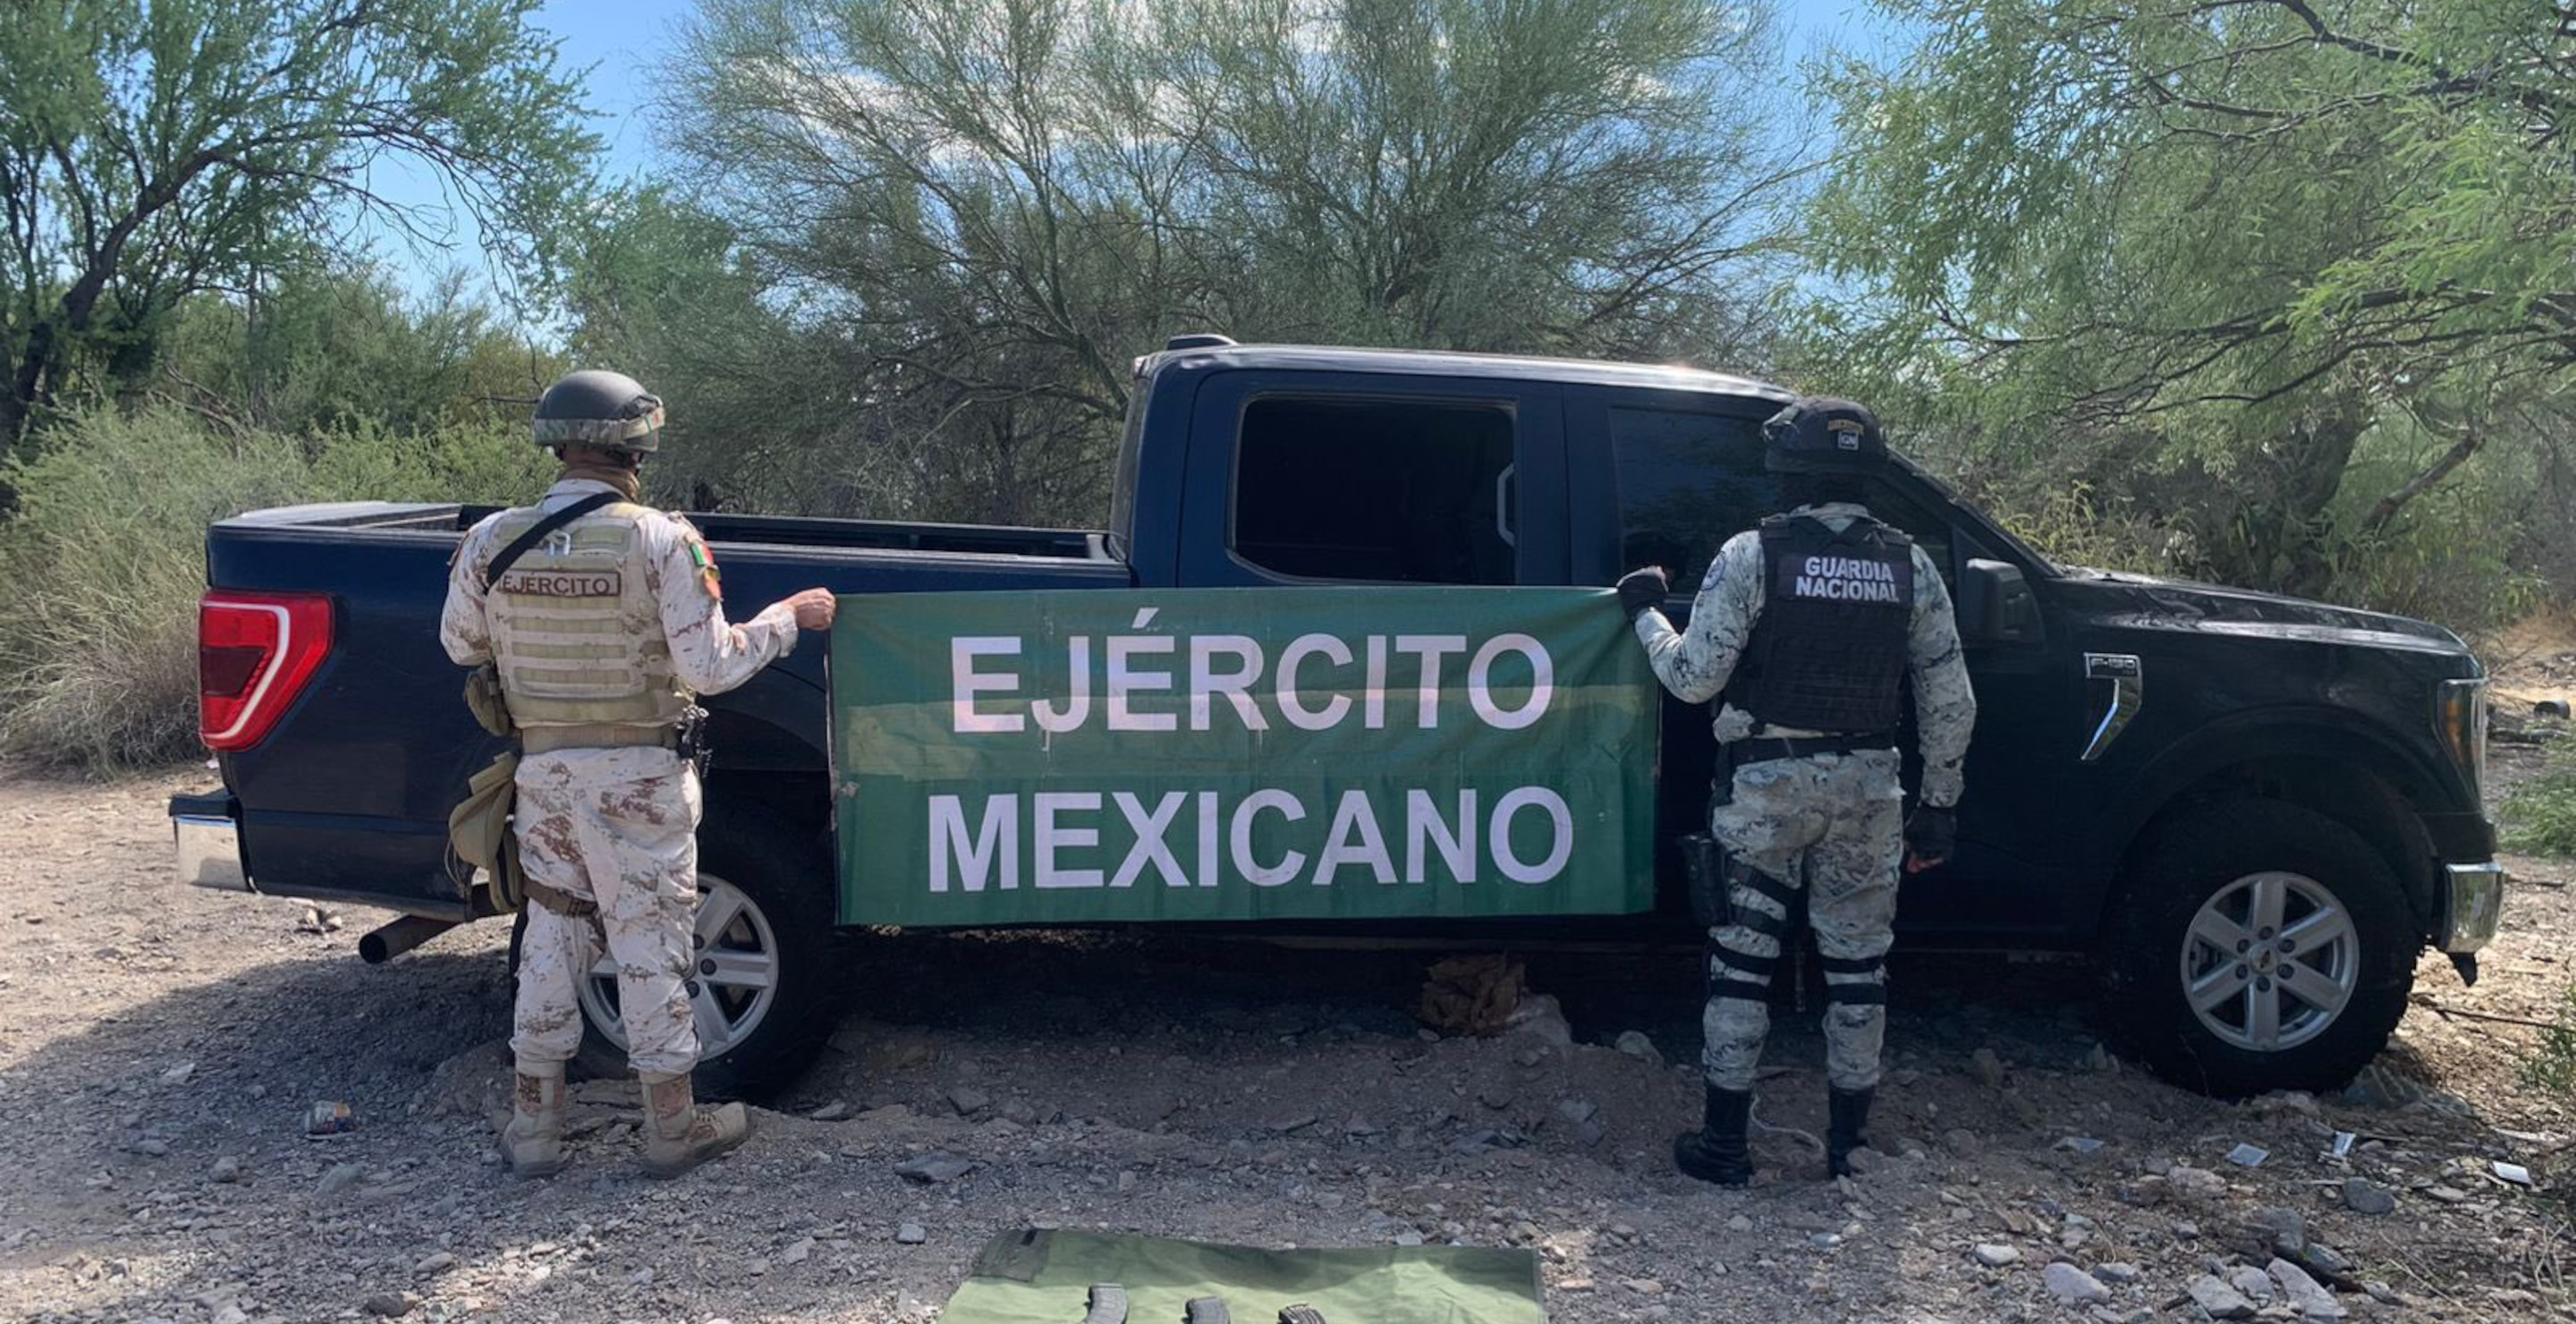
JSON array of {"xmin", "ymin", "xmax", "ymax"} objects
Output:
[{"xmin": 938, "ymin": 1228, "xmax": 1546, "ymax": 1324}]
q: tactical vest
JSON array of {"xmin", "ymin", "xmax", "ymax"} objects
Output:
[
  {"xmin": 1728, "ymin": 513, "xmax": 1915, "ymax": 734},
  {"xmin": 484, "ymin": 502, "xmax": 690, "ymax": 728}
]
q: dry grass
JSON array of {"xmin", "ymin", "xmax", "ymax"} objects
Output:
[{"xmin": 0, "ymin": 405, "xmax": 545, "ymax": 774}]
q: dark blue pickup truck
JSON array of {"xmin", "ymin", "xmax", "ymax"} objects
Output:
[{"xmin": 172, "ymin": 339, "xmax": 2505, "ymax": 1098}]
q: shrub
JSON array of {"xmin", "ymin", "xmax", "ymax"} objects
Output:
[
  {"xmin": 2525, "ymin": 984, "xmax": 2576, "ymax": 1098},
  {"xmin": 0, "ymin": 405, "xmax": 547, "ymax": 773},
  {"xmin": 2500, "ymin": 739, "xmax": 2576, "ymax": 859}
]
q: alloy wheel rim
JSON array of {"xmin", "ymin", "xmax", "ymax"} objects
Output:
[
  {"xmin": 2179, "ymin": 870, "xmax": 2359, "ymax": 1053},
  {"xmin": 577, "ymin": 872, "xmax": 779, "ymax": 1061}
]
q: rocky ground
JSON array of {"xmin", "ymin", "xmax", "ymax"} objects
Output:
[{"xmin": 0, "ymin": 761, "xmax": 2570, "ymax": 1324}]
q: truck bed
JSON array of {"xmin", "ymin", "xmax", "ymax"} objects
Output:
[
  {"xmin": 226, "ymin": 500, "xmax": 1114, "ymax": 561},
  {"xmin": 205, "ymin": 500, "xmax": 1132, "ymax": 918}
]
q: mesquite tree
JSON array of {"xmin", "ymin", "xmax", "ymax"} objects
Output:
[
  {"xmin": 1804, "ymin": 0, "xmax": 2576, "ymax": 600},
  {"xmin": 0, "ymin": 0, "xmax": 597, "ymax": 449}
]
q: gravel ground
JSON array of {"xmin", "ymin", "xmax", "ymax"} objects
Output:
[{"xmin": 0, "ymin": 762, "xmax": 2570, "ymax": 1324}]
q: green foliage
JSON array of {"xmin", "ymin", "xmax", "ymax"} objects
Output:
[
  {"xmin": 2523, "ymin": 982, "xmax": 2576, "ymax": 1098},
  {"xmin": 0, "ymin": 226, "xmax": 564, "ymax": 775},
  {"xmin": 563, "ymin": 187, "xmax": 880, "ymax": 517},
  {"xmin": 156, "ymin": 267, "xmax": 565, "ymax": 438},
  {"xmin": 1800, "ymin": 0, "xmax": 2576, "ymax": 625},
  {"xmin": 0, "ymin": 0, "xmax": 598, "ymax": 444},
  {"xmin": 2501, "ymin": 741, "xmax": 2576, "ymax": 859},
  {"xmin": 154, "ymin": 264, "xmax": 564, "ymax": 437},
  {"xmin": 2487, "ymin": 734, "xmax": 2576, "ymax": 1096},
  {"xmin": 0, "ymin": 404, "xmax": 547, "ymax": 773},
  {"xmin": 611, "ymin": 0, "xmax": 1802, "ymax": 525},
  {"xmin": 1977, "ymin": 483, "xmax": 2172, "ymax": 580}
]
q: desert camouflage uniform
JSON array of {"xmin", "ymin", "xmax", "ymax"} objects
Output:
[
  {"xmin": 439, "ymin": 479, "xmax": 800, "ymax": 1077},
  {"xmin": 1634, "ymin": 501, "xmax": 1976, "ymax": 1092}
]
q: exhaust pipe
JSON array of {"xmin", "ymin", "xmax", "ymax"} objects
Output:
[{"xmin": 360, "ymin": 915, "xmax": 459, "ymax": 964}]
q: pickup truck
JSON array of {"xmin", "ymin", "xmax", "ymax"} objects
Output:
[{"xmin": 172, "ymin": 338, "xmax": 2507, "ymax": 1099}]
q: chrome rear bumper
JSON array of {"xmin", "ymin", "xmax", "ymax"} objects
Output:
[
  {"xmin": 173, "ymin": 797, "xmax": 250, "ymax": 892},
  {"xmin": 2438, "ymin": 861, "xmax": 2505, "ymax": 954}
]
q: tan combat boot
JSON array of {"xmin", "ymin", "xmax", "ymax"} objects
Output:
[
  {"xmin": 639, "ymin": 1070, "xmax": 750, "ymax": 1178},
  {"xmin": 501, "ymin": 1061, "xmax": 570, "ymax": 1178}
]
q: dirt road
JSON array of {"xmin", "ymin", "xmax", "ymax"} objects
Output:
[{"xmin": 0, "ymin": 764, "xmax": 2569, "ymax": 1323}]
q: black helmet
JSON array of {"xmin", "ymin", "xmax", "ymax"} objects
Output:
[
  {"xmin": 533, "ymin": 369, "xmax": 664, "ymax": 453},
  {"xmin": 1762, "ymin": 396, "xmax": 1885, "ymax": 474}
]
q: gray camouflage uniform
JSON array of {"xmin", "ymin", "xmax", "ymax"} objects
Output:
[
  {"xmin": 440, "ymin": 479, "xmax": 800, "ymax": 1077},
  {"xmin": 1634, "ymin": 501, "xmax": 1976, "ymax": 1092}
]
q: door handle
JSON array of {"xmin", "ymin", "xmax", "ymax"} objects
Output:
[{"xmin": 1494, "ymin": 464, "xmax": 1518, "ymax": 548}]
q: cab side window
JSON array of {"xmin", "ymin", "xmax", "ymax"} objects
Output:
[
  {"xmin": 1232, "ymin": 396, "xmax": 1518, "ymax": 584},
  {"xmin": 1609, "ymin": 404, "xmax": 1955, "ymax": 589},
  {"xmin": 1860, "ymin": 477, "xmax": 1954, "ymax": 584},
  {"xmin": 1608, "ymin": 407, "xmax": 1773, "ymax": 590}
]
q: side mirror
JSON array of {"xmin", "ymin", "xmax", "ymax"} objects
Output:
[{"xmin": 1957, "ymin": 558, "xmax": 2039, "ymax": 648}]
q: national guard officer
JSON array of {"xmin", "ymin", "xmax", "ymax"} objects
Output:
[
  {"xmin": 1615, "ymin": 396, "xmax": 1976, "ymax": 1184},
  {"xmin": 439, "ymin": 369, "xmax": 836, "ymax": 1178}
]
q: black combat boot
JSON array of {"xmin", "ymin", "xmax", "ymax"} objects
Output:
[
  {"xmin": 1826, "ymin": 1087, "xmax": 1875, "ymax": 1178},
  {"xmin": 1673, "ymin": 1087, "xmax": 1753, "ymax": 1186}
]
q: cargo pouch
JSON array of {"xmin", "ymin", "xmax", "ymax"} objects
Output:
[
  {"xmin": 463, "ymin": 662, "xmax": 513, "ymax": 738},
  {"xmin": 448, "ymin": 666, "xmax": 596, "ymax": 920},
  {"xmin": 448, "ymin": 750, "xmax": 530, "ymax": 912}
]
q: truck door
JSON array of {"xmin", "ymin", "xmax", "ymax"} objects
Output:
[
  {"xmin": 1846, "ymin": 470, "xmax": 2086, "ymax": 942},
  {"xmin": 1562, "ymin": 386, "xmax": 1786, "ymax": 921},
  {"xmin": 1562, "ymin": 385, "xmax": 2085, "ymax": 943},
  {"xmin": 1174, "ymin": 371, "xmax": 1569, "ymax": 587}
]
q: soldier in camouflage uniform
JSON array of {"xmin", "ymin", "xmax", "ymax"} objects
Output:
[
  {"xmin": 439, "ymin": 369, "xmax": 836, "ymax": 1179},
  {"xmin": 1615, "ymin": 396, "xmax": 1976, "ymax": 1185}
]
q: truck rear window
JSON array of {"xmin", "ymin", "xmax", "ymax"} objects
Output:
[
  {"xmin": 1610, "ymin": 407, "xmax": 1775, "ymax": 590},
  {"xmin": 1233, "ymin": 397, "xmax": 1518, "ymax": 584}
]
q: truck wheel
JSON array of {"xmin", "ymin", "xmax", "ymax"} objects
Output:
[
  {"xmin": 2103, "ymin": 799, "xmax": 2416, "ymax": 1099},
  {"xmin": 557, "ymin": 808, "xmax": 838, "ymax": 1100}
]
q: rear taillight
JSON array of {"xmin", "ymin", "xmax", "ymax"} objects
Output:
[{"xmin": 199, "ymin": 591, "xmax": 334, "ymax": 751}]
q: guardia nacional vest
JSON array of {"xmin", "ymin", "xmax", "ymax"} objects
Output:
[
  {"xmin": 1728, "ymin": 513, "xmax": 1915, "ymax": 735},
  {"xmin": 485, "ymin": 502, "xmax": 690, "ymax": 728}
]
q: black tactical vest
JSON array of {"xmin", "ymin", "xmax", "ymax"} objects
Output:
[{"xmin": 1730, "ymin": 513, "xmax": 1916, "ymax": 734}]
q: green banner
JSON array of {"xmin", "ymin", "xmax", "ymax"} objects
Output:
[{"xmin": 829, "ymin": 586, "xmax": 1658, "ymax": 926}]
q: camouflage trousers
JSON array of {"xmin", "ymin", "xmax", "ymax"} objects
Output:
[
  {"xmin": 510, "ymin": 746, "xmax": 704, "ymax": 1078},
  {"xmin": 1701, "ymin": 749, "xmax": 1902, "ymax": 1093}
]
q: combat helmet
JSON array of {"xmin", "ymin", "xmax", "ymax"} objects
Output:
[{"xmin": 533, "ymin": 369, "xmax": 665, "ymax": 453}]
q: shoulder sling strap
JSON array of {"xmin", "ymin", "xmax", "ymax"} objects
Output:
[{"xmin": 479, "ymin": 492, "xmax": 623, "ymax": 590}]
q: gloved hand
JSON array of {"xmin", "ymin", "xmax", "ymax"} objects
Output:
[
  {"xmin": 1904, "ymin": 805, "xmax": 1956, "ymax": 872},
  {"xmin": 1615, "ymin": 566, "xmax": 1670, "ymax": 620}
]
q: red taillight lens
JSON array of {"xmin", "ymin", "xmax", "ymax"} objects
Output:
[{"xmin": 199, "ymin": 592, "xmax": 334, "ymax": 751}]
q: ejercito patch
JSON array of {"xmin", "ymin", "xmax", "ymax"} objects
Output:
[{"xmin": 497, "ymin": 569, "xmax": 623, "ymax": 598}]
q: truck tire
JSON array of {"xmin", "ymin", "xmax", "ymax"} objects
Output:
[
  {"xmin": 2102, "ymin": 799, "xmax": 2416, "ymax": 1099},
  {"xmin": 507, "ymin": 803, "xmax": 838, "ymax": 1101}
]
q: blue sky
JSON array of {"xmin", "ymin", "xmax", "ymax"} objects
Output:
[
  {"xmin": 541, "ymin": 0, "xmax": 682, "ymax": 180},
  {"xmin": 378, "ymin": 0, "xmax": 1903, "ymax": 316}
]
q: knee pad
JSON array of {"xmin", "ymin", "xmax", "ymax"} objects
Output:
[{"xmin": 1820, "ymin": 953, "xmax": 1888, "ymax": 1009}]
